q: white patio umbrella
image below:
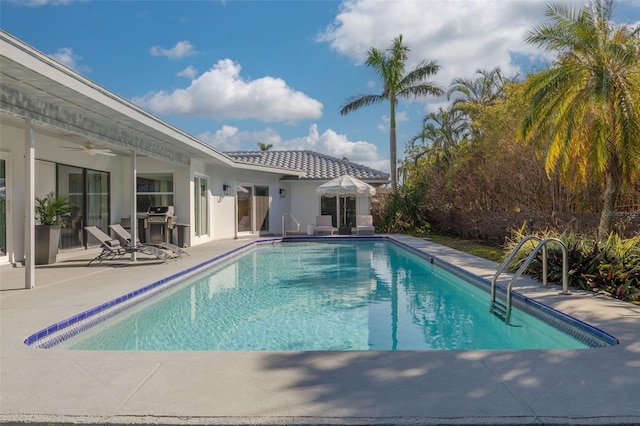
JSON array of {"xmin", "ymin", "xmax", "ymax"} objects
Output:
[{"xmin": 316, "ymin": 175, "xmax": 376, "ymax": 226}]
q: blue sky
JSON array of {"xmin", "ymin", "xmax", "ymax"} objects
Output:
[{"xmin": 2, "ymin": 0, "xmax": 639, "ymax": 173}]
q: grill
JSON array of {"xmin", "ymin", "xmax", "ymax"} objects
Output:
[{"xmin": 144, "ymin": 206, "xmax": 176, "ymax": 244}]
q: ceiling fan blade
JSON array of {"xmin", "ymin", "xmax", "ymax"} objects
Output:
[{"xmin": 93, "ymin": 149, "xmax": 116, "ymax": 157}]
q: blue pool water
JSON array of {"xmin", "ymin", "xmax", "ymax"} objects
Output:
[{"xmin": 49, "ymin": 240, "xmax": 597, "ymax": 351}]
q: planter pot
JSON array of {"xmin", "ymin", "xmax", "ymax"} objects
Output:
[{"xmin": 35, "ymin": 225, "xmax": 61, "ymax": 265}]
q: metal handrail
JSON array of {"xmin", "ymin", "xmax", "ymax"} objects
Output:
[
  {"xmin": 490, "ymin": 235, "xmax": 540, "ymax": 307},
  {"xmin": 281, "ymin": 212, "xmax": 301, "ymax": 236},
  {"xmin": 491, "ymin": 236, "xmax": 571, "ymax": 324}
]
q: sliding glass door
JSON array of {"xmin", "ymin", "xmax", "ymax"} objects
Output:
[
  {"xmin": 255, "ymin": 186, "xmax": 269, "ymax": 233},
  {"xmin": 237, "ymin": 185, "xmax": 252, "ymax": 233},
  {"xmin": 236, "ymin": 185, "xmax": 270, "ymax": 235},
  {"xmin": 0, "ymin": 154, "xmax": 7, "ymax": 263},
  {"xmin": 57, "ymin": 165, "xmax": 110, "ymax": 249}
]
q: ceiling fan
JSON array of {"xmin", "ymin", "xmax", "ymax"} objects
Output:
[{"xmin": 60, "ymin": 141, "xmax": 116, "ymax": 157}]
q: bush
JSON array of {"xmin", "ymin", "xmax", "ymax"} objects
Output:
[
  {"xmin": 504, "ymin": 225, "xmax": 640, "ymax": 303},
  {"xmin": 377, "ymin": 188, "xmax": 431, "ymax": 236}
]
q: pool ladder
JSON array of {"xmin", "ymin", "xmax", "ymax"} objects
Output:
[
  {"xmin": 490, "ymin": 236, "xmax": 571, "ymax": 325},
  {"xmin": 281, "ymin": 212, "xmax": 301, "ymax": 236}
]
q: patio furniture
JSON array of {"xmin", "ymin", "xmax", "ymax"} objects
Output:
[
  {"xmin": 356, "ymin": 215, "xmax": 375, "ymax": 235},
  {"xmin": 109, "ymin": 223, "xmax": 188, "ymax": 257},
  {"xmin": 84, "ymin": 226, "xmax": 173, "ymax": 266},
  {"xmin": 315, "ymin": 215, "xmax": 335, "ymax": 235}
]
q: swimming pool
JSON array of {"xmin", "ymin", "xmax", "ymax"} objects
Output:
[{"xmin": 27, "ymin": 238, "xmax": 616, "ymax": 351}]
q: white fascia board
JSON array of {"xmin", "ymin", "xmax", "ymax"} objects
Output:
[{"xmin": 231, "ymin": 161, "xmax": 306, "ymax": 178}]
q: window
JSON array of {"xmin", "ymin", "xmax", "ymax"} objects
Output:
[
  {"xmin": 137, "ymin": 173, "xmax": 173, "ymax": 213},
  {"xmin": 320, "ymin": 196, "xmax": 337, "ymax": 227},
  {"xmin": 194, "ymin": 176, "xmax": 208, "ymax": 237}
]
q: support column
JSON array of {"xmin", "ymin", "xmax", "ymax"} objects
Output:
[
  {"xmin": 24, "ymin": 119, "xmax": 35, "ymax": 289},
  {"xmin": 130, "ymin": 150, "xmax": 137, "ymax": 261}
]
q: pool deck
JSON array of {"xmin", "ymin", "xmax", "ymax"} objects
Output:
[{"xmin": 1, "ymin": 234, "xmax": 639, "ymax": 425}]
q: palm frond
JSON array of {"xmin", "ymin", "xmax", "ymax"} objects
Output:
[{"xmin": 340, "ymin": 94, "xmax": 387, "ymax": 116}]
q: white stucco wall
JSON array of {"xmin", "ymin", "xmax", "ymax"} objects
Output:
[{"xmin": 288, "ymin": 180, "xmax": 373, "ymax": 233}]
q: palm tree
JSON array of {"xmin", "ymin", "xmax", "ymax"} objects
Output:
[
  {"xmin": 447, "ymin": 67, "xmax": 508, "ymax": 107},
  {"xmin": 257, "ymin": 142, "xmax": 273, "ymax": 151},
  {"xmin": 340, "ymin": 34, "xmax": 444, "ymax": 189},
  {"xmin": 521, "ymin": 0, "xmax": 640, "ymax": 239},
  {"xmin": 408, "ymin": 106, "xmax": 469, "ymax": 169}
]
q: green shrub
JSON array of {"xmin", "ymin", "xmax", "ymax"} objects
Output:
[
  {"xmin": 379, "ymin": 189, "xmax": 431, "ymax": 236},
  {"xmin": 504, "ymin": 224, "xmax": 640, "ymax": 303}
]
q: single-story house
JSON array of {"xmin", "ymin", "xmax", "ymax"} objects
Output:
[{"xmin": 0, "ymin": 30, "xmax": 388, "ymax": 288}]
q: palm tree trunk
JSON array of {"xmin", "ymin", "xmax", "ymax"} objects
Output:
[
  {"xmin": 598, "ymin": 166, "xmax": 621, "ymax": 240},
  {"xmin": 390, "ymin": 100, "xmax": 397, "ymax": 189}
]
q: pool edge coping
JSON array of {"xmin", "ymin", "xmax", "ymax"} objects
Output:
[{"xmin": 24, "ymin": 235, "xmax": 618, "ymax": 350}]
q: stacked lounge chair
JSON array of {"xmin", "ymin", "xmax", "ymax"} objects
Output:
[
  {"xmin": 84, "ymin": 226, "xmax": 175, "ymax": 266},
  {"xmin": 109, "ymin": 223, "xmax": 188, "ymax": 257}
]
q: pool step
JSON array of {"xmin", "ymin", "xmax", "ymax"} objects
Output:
[{"xmin": 491, "ymin": 300, "xmax": 507, "ymax": 321}]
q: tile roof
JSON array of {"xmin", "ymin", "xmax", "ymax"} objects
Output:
[{"xmin": 226, "ymin": 150, "xmax": 390, "ymax": 182}]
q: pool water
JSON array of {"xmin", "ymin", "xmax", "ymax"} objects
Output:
[{"xmin": 54, "ymin": 240, "xmax": 589, "ymax": 351}]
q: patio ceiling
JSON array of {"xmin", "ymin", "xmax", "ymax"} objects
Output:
[{"xmin": 0, "ymin": 30, "xmax": 234, "ymax": 168}]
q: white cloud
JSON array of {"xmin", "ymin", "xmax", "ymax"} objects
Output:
[
  {"xmin": 177, "ymin": 65, "xmax": 198, "ymax": 79},
  {"xmin": 377, "ymin": 111, "xmax": 409, "ymax": 131},
  {"xmin": 199, "ymin": 124, "xmax": 389, "ymax": 172},
  {"xmin": 318, "ymin": 0, "xmax": 567, "ymax": 89},
  {"xmin": 149, "ymin": 41, "xmax": 196, "ymax": 60},
  {"xmin": 49, "ymin": 47, "xmax": 91, "ymax": 72},
  {"xmin": 133, "ymin": 58, "xmax": 323, "ymax": 122}
]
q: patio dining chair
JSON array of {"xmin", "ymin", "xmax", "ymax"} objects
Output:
[
  {"xmin": 109, "ymin": 223, "xmax": 188, "ymax": 257},
  {"xmin": 356, "ymin": 215, "xmax": 375, "ymax": 235},
  {"xmin": 84, "ymin": 226, "xmax": 174, "ymax": 266},
  {"xmin": 315, "ymin": 215, "xmax": 335, "ymax": 235}
]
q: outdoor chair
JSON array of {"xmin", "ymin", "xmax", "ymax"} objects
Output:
[
  {"xmin": 356, "ymin": 215, "xmax": 375, "ymax": 235},
  {"xmin": 84, "ymin": 226, "xmax": 174, "ymax": 266},
  {"xmin": 109, "ymin": 223, "xmax": 188, "ymax": 257},
  {"xmin": 315, "ymin": 215, "xmax": 335, "ymax": 235}
]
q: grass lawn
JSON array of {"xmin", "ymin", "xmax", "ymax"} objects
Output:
[{"xmin": 426, "ymin": 234, "xmax": 506, "ymax": 263}]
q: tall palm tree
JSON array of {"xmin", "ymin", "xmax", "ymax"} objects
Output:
[
  {"xmin": 521, "ymin": 0, "xmax": 640, "ymax": 239},
  {"xmin": 340, "ymin": 34, "xmax": 443, "ymax": 189}
]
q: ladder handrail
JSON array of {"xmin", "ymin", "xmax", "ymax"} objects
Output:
[
  {"xmin": 490, "ymin": 235, "xmax": 541, "ymax": 304},
  {"xmin": 491, "ymin": 236, "xmax": 570, "ymax": 324},
  {"xmin": 281, "ymin": 212, "xmax": 301, "ymax": 236}
]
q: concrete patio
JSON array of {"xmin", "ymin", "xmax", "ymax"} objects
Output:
[{"xmin": 1, "ymin": 235, "xmax": 639, "ymax": 425}]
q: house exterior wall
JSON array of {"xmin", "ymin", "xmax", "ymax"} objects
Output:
[{"xmin": 289, "ymin": 181, "xmax": 373, "ymax": 232}]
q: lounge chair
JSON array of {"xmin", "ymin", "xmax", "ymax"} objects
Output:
[
  {"xmin": 315, "ymin": 215, "xmax": 335, "ymax": 235},
  {"xmin": 109, "ymin": 223, "xmax": 188, "ymax": 257},
  {"xmin": 84, "ymin": 226, "xmax": 174, "ymax": 266},
  {"xmin": 356, "ymin": 215, "xmax": 375, "ymax": 235}
]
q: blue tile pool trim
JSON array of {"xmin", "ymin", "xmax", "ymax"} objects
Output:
[{"xmin": 24, "ymin": 235, "xmax": 618, "ymax": 349}]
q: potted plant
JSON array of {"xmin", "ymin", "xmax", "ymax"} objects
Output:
[{"xmin": 35, "ymin": 191, "xmax": 70, "ymax": 265}]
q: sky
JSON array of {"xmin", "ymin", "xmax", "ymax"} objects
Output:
[{"xmin": 2, "ymin": 0, "xmax": 639, "ymax": 174}]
